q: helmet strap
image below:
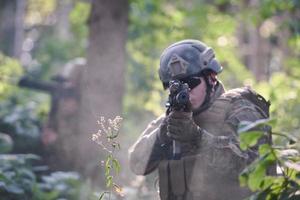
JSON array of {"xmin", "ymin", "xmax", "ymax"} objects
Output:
[{"xmin": 193, "ymin": 73, "xmax": 217, "ymax": 115}]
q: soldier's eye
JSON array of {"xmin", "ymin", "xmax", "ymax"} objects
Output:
[{"xmin": 182, "ymin": 77, "xmax": 202, "ymax": 90}]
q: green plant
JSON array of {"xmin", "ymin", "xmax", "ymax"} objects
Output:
[
  {"xmin": 0, "ymin": 96, "xmax": 44, "ymax": 154},
  {"xmin": 92, "ymin": 116, "xmax": 124, "ymax": 200},
  {"xmin": 238, "ymin": 119, "xmax": 300, "ymax": 200},
  {"xmin": 0, "ymin": 133, "xmax": 13, "ymax": 153},
  {"xmin": 0, "ymin": 153, "xmax": 97, "ymax": 200}
]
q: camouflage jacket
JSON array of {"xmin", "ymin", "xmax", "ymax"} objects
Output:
[{"xmin": 128, "ymin": 82, "xmax": 270, "ymax": 200}]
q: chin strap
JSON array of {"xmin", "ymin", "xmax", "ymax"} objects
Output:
[{"xmin": 193, "ymin": 73, "xmax": 218, "ymax": 116}]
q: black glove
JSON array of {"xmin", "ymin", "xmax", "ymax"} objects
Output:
[
  {"xmin": 157, "ymin": 116, "xmax": 172, "ymax": 145},
  {"xmin": 167, "ymin": 111, "xmax": 201, "ymax": 142}
]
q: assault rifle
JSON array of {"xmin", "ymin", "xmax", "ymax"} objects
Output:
[{"xmin": 166, "ymin": 80, "xmax": 190, "ymax": 160}]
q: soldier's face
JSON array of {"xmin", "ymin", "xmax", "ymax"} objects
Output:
[{"xmin": 189, "ymin": 77, "xmax": 207, "ymax": 109}]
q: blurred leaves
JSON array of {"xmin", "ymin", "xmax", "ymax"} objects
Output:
[
  {"xmin": 0, "ymin": 133, "xmax": 13, "ymax": 153},
  {"xmin": 0, "ymin": 53, "xmax": 23, "ymax": 98},
  {"xmin": 238, "ymin": 119, "xmax": 300, "ymax": 200},
  {"xmin": 0, "ymin": 53, "xmax": 45, "ymax": 154},
  {"xmin": 239, "ymin": 131, "xmax": 264, "ymax": 151},
  {"xmin": 0, "ymin": 154, "xmax": 96, "ymax": 200},
  {"xmin": 255, "ymin": 73, "xmax": 300, "ymax": 139},
  {"xmin": 25, "ymin": 0, "xmax": 56, "ymax": 26},
  {"xmin": 69, "ymin": 1, "xmax": 90, "ymax": 40}
]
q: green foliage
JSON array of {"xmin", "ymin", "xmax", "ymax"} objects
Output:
[
  {"xmin": 25, "ymin": 0, "xmax": 56, "ymax": 26},
  {"xmin": 238, "ymin": 119, "xmax": 300, "ymax": 200},
  {"xmin": 30, "ymin": 1, "xmax": 90, "ymax": 80},
  {"xmin": 0, "ymin": 53, "xmax": 23, "ymax": 98},
  {"xmin": 0, "ymin": 133, "xmax": 13, "ymax": 153},
  {"xmin": 0, "ymin": 154, "xmax": 40, "ymax": 199},
  {"xmin": 69, "ymin": 1, "xmax": 90, "ymax": 40},
  {"xmin": 255, "ymin": 73, "xmax": 300, "ymax": 138},
  {"xmin": 0, "ymin": 52, "xmax": 93, "ymax": 199},
  {"xmin": 0, "ymin": 154, "xmax": 96, "ymax": 200},
  {"xmin": 37, "ymin": 171, "xmax": 81, "ymax": 199},
  {"xmin": 0, "ymin": 95, "xmax": 45, "ymax": 154},
  {"xmin": 0, "ymin": 53, "xmax": 46, "ymax": 154},
  {"xmin": 33, "ymin": 30, "xmax": 86, "ymax": 80}
]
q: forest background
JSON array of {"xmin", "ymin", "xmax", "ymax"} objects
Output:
[{"xmin": 0, "ymin": 0, "xmax": 299, "ymax": 199}]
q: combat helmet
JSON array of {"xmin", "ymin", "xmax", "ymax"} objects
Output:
[{"xmin": 159, "ymin": 39, "xmax": 222, "ymax": 89}]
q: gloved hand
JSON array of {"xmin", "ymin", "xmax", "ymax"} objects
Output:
[
  {"xmin": 167, "ymin": 111, "xmax": 201, "ymax": 142},
  {"xmin": 157, "ymin": 116, "xmax": 172, "ymax": 145}
]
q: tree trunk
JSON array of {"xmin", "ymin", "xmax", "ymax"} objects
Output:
[
  {"xmin": 0, "ymin": 0, "xmax": 17, "ymax": 56},
  {"xmin": 0, "ymin": 0, "xmax": 25, "ymax": 58},
  {"xmin": 78, "ymin": 0, "xmax": 128, "ymax": 182},
  {"xmin": 236, "ymin": 0, "xmax": 271, "ymax": 81},
  {"xmin": 14, "ymin": 0, "xmax": 26, "ymax": 58},
  {"xmin": 247, "ymin": 24, "xmax": 270, "ymax": 81}
]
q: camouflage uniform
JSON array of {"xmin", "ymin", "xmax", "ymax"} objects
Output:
[{"xmin": 129, "ymin": 82, "xmax": 269, "ymax": 200}]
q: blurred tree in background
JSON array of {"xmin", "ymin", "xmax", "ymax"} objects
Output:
[{"xmin": 0, "ymin": 0, "xmax": 299, "ymax": 199}]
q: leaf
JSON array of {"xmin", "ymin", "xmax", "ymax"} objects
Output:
[
  {"xmin": 239, "ymin": 151, "xmax": 276, "ymax": 191},
  {"xmin": 105, "ymin": 155, "xmax": 112, "ymax": 176},
  {"xmin": 260, "ymin": 176, "xmax": 275, "ymax": 190},
  {"xmin": 0, "ymin": 133, "xmax": 13, "ymax": 153},
  {"xmin": 259, "ymin": 144, "xmax": 271, "ymax": 155},
  {"xmin": 239, "ymin": 131, "xmax": 264, "ymax": 150},
  {"xmin": 0, "ymin": 173, "xmax": 8, "ymax": 182},
  {"xmin": 98, "ymin": 191, "xmax": 107, "ymax": 200},
  {"xmin": 105, "ymin": 165, "xmax": 111, "ymax": 176},
  {"xmin": 266, "ymin": 118, "xmax": 277, "ymax": 127},
  {"xmin": 5, "ymin": 184, "xmax": 24, "ymax": 194},
  {"xmin": 248, "ymin": 165, "xmax": 266, "ymax": 191},
  {"xmin": 0, "ymin": 181, "xmax": 6, "ymax": 188},
  {"xmin": 105, "ymin": 155, "xmax": 112, "ymax": 167},
  {"xmin": 23, "ymin": 154, "xmax": 41, "ymax": 161},
  {"xmin": 112, "ymin": 159, "xmax": 121, "ymax": 174},
  {"xmin": 106, "ymin": 176, "xmax": 113, "ymax": 188},
  {"xmin": 255, "ymin": 186, "xmax": 273, "ymax": 200},
  {"xmin": 239, "ymin": 172, "xmax": 249, "ymax": 187}
]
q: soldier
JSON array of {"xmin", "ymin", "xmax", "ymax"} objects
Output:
[{"xmin": 128, "ymin": 39, "xmax": 271, "ymax": 200}]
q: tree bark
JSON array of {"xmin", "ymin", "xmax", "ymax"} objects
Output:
[
  {"xmin": 236, "ymin": 0, "xmax": 271, "ymax": 81},
  {"xmin": 78, "ymin": 0, "xmax": 128, "ymax": 181},
  {"xmin": 14, "ymin": 0, "xmax": 26, "ymax": 58},
  {"xmin": 0, "ymin": 0, "xmax": 17, "ymax": 56}
]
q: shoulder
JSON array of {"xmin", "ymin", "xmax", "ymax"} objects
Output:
[
  {"xmin": 221, "ymin": 87, "xmax": 254, "ymax": 100},
  {"xmin": 219, "ymin": 87, "xmax": 270, "ymax": 128}
]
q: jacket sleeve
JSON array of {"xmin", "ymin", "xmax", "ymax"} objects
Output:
[{"xmin": 128, "ymin": 115, "xmax": 169, "ymax": 175}]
